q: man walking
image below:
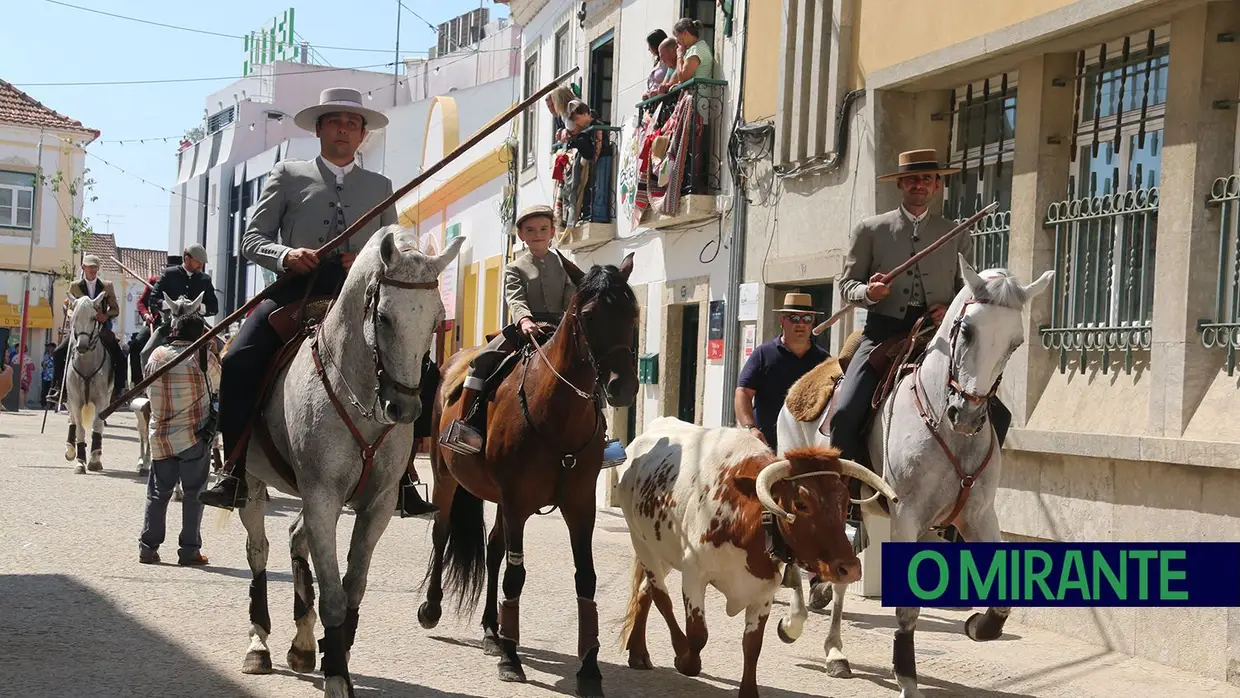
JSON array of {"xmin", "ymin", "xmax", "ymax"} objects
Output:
[
  {"xmin": 141, "ymin": 244, "xmax": 219, "ymax": 368},
  {"xmin": 199, "ymin": 87, "xmax": 401, "ymax": 510},
  {"xmin": 734, "ymin": 292, "xmax": 829, "ymax": 453},
  {"xmin": 138, "ymin": 312, "xmax": 218, "ymax": 566}
]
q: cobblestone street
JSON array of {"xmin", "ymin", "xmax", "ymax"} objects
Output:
[{"xmin": 2, "ymin": 408, "xmax": 1238, "ymax": 698}]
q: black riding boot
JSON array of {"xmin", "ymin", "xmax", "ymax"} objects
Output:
[
  {"xmin": 397, "ymin": 472, "xmax": 438, "ymax": 518},
  {"xmin": 200, "ymin": 467, "xmax": 249, "ymax": 510}
]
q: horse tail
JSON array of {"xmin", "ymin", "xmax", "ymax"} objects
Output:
[
  {"xmin": 618, "ymin": 556, "xmax": 646, "ymax": 650},
  {"xmin": 79, "ymin": 401, "xmax": 97, "ymax": 431},
  {"xmin": 440, "ymin": 484, "xmax": 487, "ymax": 618}
]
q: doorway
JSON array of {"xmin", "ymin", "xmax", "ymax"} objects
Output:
[
  {"xmin": 677, "ymin": 304, "xmax": 699, "ymax": 423},
  {"xmin": 589, "ymin": 32, "xmax": 614, "ymax": 125}
]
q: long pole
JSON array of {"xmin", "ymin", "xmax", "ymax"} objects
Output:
[
  {"xmin": 99, "ymin": 67, "xmax": 580, "ymax": 421},
  {"xmin": 812, "ymin": 201, "xmax": 999, "ymax": 336},
  {"xmin": 17, "ymin": 130, "xmax": 46, "ymax": 409},
  {"xmin": 110, "ymin": 257, "xmax": 154, "ymax": 290},
  {"xmin": 393, "ymin": 0, "xmax": 402, "ymax": 108}
]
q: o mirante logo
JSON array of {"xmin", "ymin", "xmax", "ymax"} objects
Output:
[{"xmin": 880, "ymin": 543, "xmax": 1240, "ymax": 607}]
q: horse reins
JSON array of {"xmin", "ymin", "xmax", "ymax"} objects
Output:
[
  {"xmin": 906, "ymin": 298, "xmax": 1000, "ymax": 528},
  {"xmin": 310, "ymin": 273, "xmax": 439, "ymax": 502}
]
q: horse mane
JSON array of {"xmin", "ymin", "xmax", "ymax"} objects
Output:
[
  {"xmin": 971, "ymin": 269, "xmax": 1027, "ymax": 311},
  {"xmin": 572, "ymin": 263, "xmax": 637, "ymax": 315}
]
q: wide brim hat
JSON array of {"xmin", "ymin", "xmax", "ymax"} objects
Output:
[
  {"xmin": 294, "ymin": 87, "xmax": 389, "ymax": 132},
  {"xmin": 773, "ymin": 292, "xmax": 823, "ymax": 314},
  {"xmin": 514, "ymin": 204, "xmax": 554, "ymax": 232},
  {"xmin": 877, "ymin": 148, "xmax": 960, "ymax": 182}
]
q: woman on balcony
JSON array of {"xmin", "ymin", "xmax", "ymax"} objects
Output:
[{"xmin": 665, "ymin": 17, "xmax": 715, "ymax": 195}]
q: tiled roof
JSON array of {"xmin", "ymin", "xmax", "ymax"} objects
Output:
[
  {"xmin": 0, "ymin": 80, "xmax": 99, "ymax": 138},
  {"xmin": 118, "ymin": 247, "xmax": 168, "ymax": 281},
  {"xmin": 83, "ymin": 233, "xmax": 121, "ymax": 276}
]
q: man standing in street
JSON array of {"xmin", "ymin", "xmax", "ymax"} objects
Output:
[
  {"xmin": 199, "ymin": 87, "xmax": 405, "ymax": 510},
  {"xmin": 734, "ymin": 292, "xmax": 829, "ymax": 453},
  {"xmin": 138, "ymin": 311, "xmax": 218, "ymax": 566},
  {"xmin": 141, "ymin": 244, "xmax": 219, "ymax": 368}
]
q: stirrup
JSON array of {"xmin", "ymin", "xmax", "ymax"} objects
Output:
[
  {"xmin": 439, "ymin": 419, "xmax": 483, "ymax": 456},
  {"xmin": 601, "ymin": 439, "xmax": 627, "ymax": 469}
]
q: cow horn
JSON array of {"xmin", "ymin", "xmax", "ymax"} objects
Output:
[
  {"xmin": 837, "ymin": 458, "xmax": 899, "ymax": 504},
  {"xmin": 756, "ymin": 459, "xmax": 796, "ymax": 523}
]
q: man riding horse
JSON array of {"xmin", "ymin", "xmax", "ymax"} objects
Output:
[
  {"xmin": 48, "ymin": 255, "xmax": 126, "ymax": 404},
  {"xmin": 439, "ymin": 203, "xmax": 573, "ymax": 456},
  {"xmin": 140, "ymin": 243, "xmax": 219, "ymax": 368},
  {"xmin": 199, "ymin": 87, "xmax": 436, "ymax": 512}
]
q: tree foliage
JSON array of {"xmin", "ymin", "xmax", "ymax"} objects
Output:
[{"xmin": 40, "ymin": 164, "xmax": 98, "ymax": 282}]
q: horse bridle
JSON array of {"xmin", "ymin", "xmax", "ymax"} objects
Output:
[{"xmin": 945, "ymin": 297, "xmax": 1002, "ymax": 409}]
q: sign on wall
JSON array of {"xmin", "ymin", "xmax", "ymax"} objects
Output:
[
  {"xmin": 742, "ymin": 324, "xmax": 756, "ymax": 361},
  {"xmin": 707, "ymin": 300, "xmax": 725, "ymax": 361},
  {"xmin": 737, "ymin": 283, "xmax": 759, "ymax": 322},
  {"xmin": 243, "ymin": 8, "xmax": 301, "ymax": 76}
]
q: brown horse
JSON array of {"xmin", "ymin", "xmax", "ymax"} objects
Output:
[{"xmin": 418, "ymin": 252, "xmax": 638, "ymax": 698}]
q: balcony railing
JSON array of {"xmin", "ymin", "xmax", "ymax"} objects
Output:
[
  {"xmin": 1040, "ymin": 188, "xmax": 1159, "ymax": 374},
  {"xmin": 1198, "ymin": 174, "xmax": 1240, "ymax": 375},
  {"xmin": 956, "ymin": 209, "xmax": 1011, "ymax": 270},
  {"xmin": 634, "ymin": 78, "xmax": 728, "ymax": 202}
]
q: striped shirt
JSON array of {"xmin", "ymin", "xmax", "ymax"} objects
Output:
[{"xmin": 145, "ymin": 343, "xmax": 221, "ymax": 461}]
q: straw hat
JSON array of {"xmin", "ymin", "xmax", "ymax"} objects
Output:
[
  {"xmin": 877, "ymin": 148, "xmax": 960, "ymax": 182},
  {"xmin": 514, "ymin": 204, "xmax": 554, "ymax": 232},
  {"xmin": 294, "ymin": 87, "xmax": 389, "ymax": 132},
  {"xmin": 773, "ymin": 292, "xmax": 823, "ymax": 314}
]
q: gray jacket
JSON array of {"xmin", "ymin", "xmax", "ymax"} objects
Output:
[
  {"xmin": 505, "ymin": 250, "xmax": 575, "ymax": 324},
  {"xmin": 837, "ymin": 208, "xmax": 972, "ymax": 320},
  {"xmin": 242, "ymin": 157, "xmax": 397, "ymax": 272}
]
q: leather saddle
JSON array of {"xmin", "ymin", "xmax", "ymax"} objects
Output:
[
  {"xmin": 818, "ymin": 321, "xmax": 935, "ymax": 443},
  {"xmin": 227, "ymin": 296, "xmax": 336, "ymax": 489}
]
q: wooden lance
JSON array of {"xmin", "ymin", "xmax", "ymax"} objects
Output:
[
  {"xmin": 811, "ymin": 200, "xmax": 1000, "ymax": 336},
  {"xmin": 110, "ymin": 257, "xmax": 155, "ymax": 290},
  {"xmin": 98, "ymin": 67, "xmax": 581, "ymax": 420}
]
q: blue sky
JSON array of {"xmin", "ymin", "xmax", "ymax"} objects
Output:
[{"xmin": 8, "ymin": 0, "xmax": 509, "ymax": 252}]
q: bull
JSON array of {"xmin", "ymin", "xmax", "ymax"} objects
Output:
[{"xmin": 614, "ymin": 416, "xmax": 898, "ymax": 697}]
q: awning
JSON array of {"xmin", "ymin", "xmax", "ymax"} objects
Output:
[{"xmin": 0, "ymin": 296, "xmax": 54, "ymax": 329}]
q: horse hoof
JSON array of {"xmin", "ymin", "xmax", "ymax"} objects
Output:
[
  {"xmin": 323, "ymin": 675, "xmax": 355, "ymax": 698},
  {"xmin": 73, "ymin": 463, "xmax": 86, "ymax": 474},
  {"xmin": 965, "ymin": 611, "xmax": 1006, "ymax": 642},
  {"xmin": 242, "ymin": 649, "xmax": 273, "ymax": 674},
  {"xmin": 481, "ymin": 630, "xmax": 502, "ymax": 657},
  {"xmin": 826, "ymin": 658, "xmax": 853, "ymax": 678},
  {"xmin": 808, "ymin": 582, "xmax": 833, "ymax": 610},
  {"xmin": 287, "ymin": 646, "xmax": 316, "ymax": 673},
  {"xmin": 674, "ymin": 654, "xmax": 701, "ymax": 678},
  {"xmin": 776, "ymin": 618, "xmax": 801, "ymax": 644},
  {"xmin": 87, "ymin": 462, "xmax": 102, "ymax": 472},
  {"xmin": 576, "ymin": 674, "xmax": 604, "ymax": 697},
  {"xmin": 417, "ymin": 601, "xmax": 441, "ymax": 629},
  {"xmin": 497, "ymin": 659, "xmax": 527, "ymax": 683},
  {"xmin": 627, "ymin": 654, "xmax": 653, "ymax": 670},
  {"xmin": 64, "ymin": 447, "xmax": 75, "ymax": 461}
]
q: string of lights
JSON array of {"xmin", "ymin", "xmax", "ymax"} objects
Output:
[
  {"xmin": 45, "ymin": 132, "xmax": 219, "ymax": 213},
  {"xmin": 12, "ymin": 61, "xmax": 399, "ymax": 88}
]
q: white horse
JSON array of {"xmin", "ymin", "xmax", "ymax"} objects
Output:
[
  {"xmin": 64, "ymin": 294, "xmax": 115, "ymax": 474},
  {"xmin": 774, "ymin": 255, "xmax": 1053, "ymax": 698},
  {"xmin": 235, "ymin": 227, "xmax": 462, "ymax": 698}
]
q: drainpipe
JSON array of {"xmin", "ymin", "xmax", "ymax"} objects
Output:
[{"xmin": 719, "ymin": 0, "xmax": 752, "ymax": 428}]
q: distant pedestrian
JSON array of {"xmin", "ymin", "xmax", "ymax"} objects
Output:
[
  {"xmin": 138, "ymin": 310, "xmax": 218, "ymax": 566},
  {"xmin": 41, "ymin": 342, "xmax": 55, "ymax": 404}
]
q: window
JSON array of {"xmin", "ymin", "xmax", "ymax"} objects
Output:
[
  {"xmin": 589, "ymin": 32, "xmax": 614, "ymax": 125},
  {"xmin": 552, "ymin": 24, "xmax": 572, "ymax": 143},
  {"xmin": 522, "ymin": 51, "xmax": 539, "ymax": 170},
  {"xmin": 944, "ymin": 74, "xmax": 1016, "ymax": 270},
  {"xmin": 0, "ymin": 171, "xmax": 36, "ymax": 230},
  {"xmin": 680, "ymin": 0, "xmax": 716, "ymax": 49},
  {"xmin": 1041, "ymin": 28, "xmax": 1168, "ymax": 367},
  {"xmin": 207, "ymin": 106, "xmax": 236, "ymax": 134}
]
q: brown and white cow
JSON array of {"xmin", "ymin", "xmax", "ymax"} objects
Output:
[{"xmin": 615, "ymin": 416, "xmax": 898, "ymax": 698}]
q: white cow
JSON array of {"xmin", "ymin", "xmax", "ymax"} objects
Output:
[{"xmin": 614, "ymin": 416, "xmax": 897, "ymax": 698}]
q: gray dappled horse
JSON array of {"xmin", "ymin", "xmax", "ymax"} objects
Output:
[
  {"xmin": 233, "ymin": 227, "xmax": 463, "ymax": 698},
  {"xmin": 774, "ymin": 255, "xmax": 1053, "ymax": 698},
  {"xmin": 63, "ymin": 294, "xmax": 114, "ymax": 473}
]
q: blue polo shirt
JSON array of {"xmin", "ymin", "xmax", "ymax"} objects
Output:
[{"xmin": 738, "ymin": 336, "xmax": 830, "ymax": 451}]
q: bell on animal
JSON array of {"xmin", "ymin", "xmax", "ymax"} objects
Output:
[{"xmin": 601, "ymin": 439, "xmax": 626, "ymax": 469}]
